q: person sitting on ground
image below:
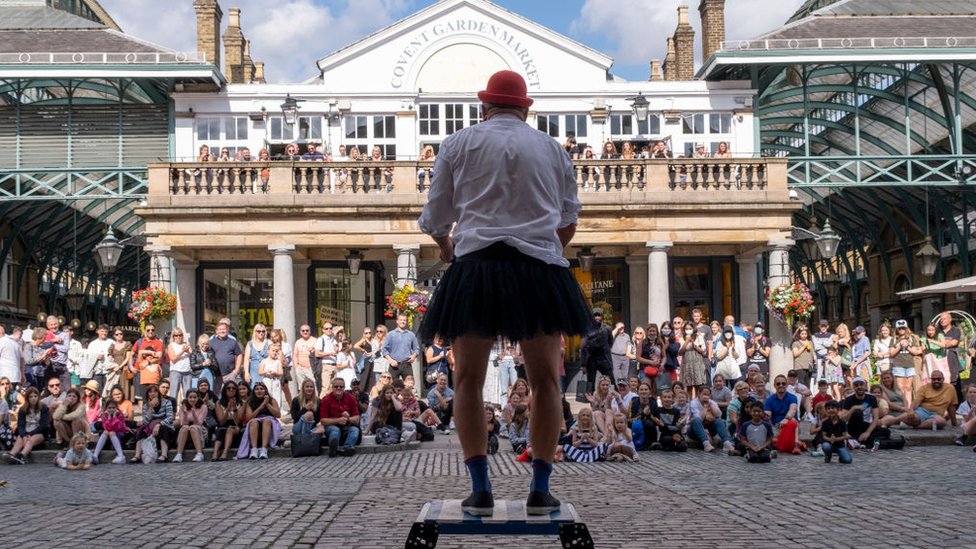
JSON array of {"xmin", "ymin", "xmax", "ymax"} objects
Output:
[
  {"xmin": 320, "ymin": 378, "xmax": 360, "ymax": 457},
  {"xmin": 500, "ymin": 391, "xmax": 524, "ymax": 435},
  {"xmin": 132, "ymin": 384, "xmax": 174, "ymax": 463},
  {"xmin": 212, "ymin": 381, "xmax": 242, "ymax": 461},
  {"xmin": 786, "ymin": 370, "xmax": 813, "ymax": 421},
  {"xmin": 689, "ymin": 387, "xmax": 734, "ymax": 453},
  {"xmin": 508, "ymin": 403, "xmax": 530, "ymax": 457},
  {"xmin": 291, "ymin": 379, "xmax": 323, "ymax": 435},
  {"xmin": 401, "ymin": 384, "xmax": 440, "ymax": 429},
  {"xmin": 821, "ymin": 400, "xmax": 852, "ymax": 464},
  {"xmin": 4, "ymin": 386, "xmax": 48, "ymax": 464},
  {"xmin": 807, "ymin": 402, "xmax": 827, "ymax": 457},
  {"xmin": 55, "ymin": 431, "xmax": 93, "ymax": 470},
  {"xmin": 877, "ymin": 370, "xmax": 907, "ymax": 427},
  {"xmin": 52, "ymin": 387, "xmax": 88, "ymax": 447},
  {"xmin": 368, "ymin": 384, "xmax": 413, "ymax": 443},
  {"xmin": 629, "ymin": 381, "xmax": 660, "ymax": 451},
  {"xmin": 83, "ymin": 380, "xmax": 101, "ymax": 427},
  {"xmin": 765, "ymin": 374, "xmax": 804, "ymax": 455},
  {"xmin": 173, "ymin": 389, "xmax": 208, "ymax": 463},
  {"xmin": 811, "ymin": 379, "xmax": 832, "ymax": 413},
  {"xmin": 892, "ymin": 371, "xmax": 958, "ymax": 430},
  {"xmin": 605, "ymin": 412, "xmax": 638, "ymax": 462},
  {"xmin": 238, "ymin": 382, "xmax": 281, "ymax": 460},
  {"xmin": 952, "ymin": 383, "xmax": 976, "ymax": 447},
  {"xmin": 726, "ymin": 381, "xmax": 756, "ymax": 437},
  {"xmin": 0, "ymin": 391, "xmax": 13, "ymax": 452},
  {"xmin": 427, "ymin": 373, "xmax": 454, "ymax": 433},
  {"xmin": 738, "ymin": 402, "xmax": 774, "ymax": 463},
  {"xmin": 586, "ymin": 377, "xmax": 614, "ymax": 436},
  {"xmin": 654, "ymin": 389, "xmax": 688, "ymax": 452},
  {"xmin": 561, "ymin": 407, "xmax": 607, "ymax": 462},
  {"xmin": 710, "ymin": 374, "xmax": 733, "ymax": 416},
  {"xmin": 92, "ymin": 398, "xmax": 128, "ymax": 464}
]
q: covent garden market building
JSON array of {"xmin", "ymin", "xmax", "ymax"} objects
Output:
[{"xmin": 1, "ymin": 0, "xmax": 975, "ymax": 380}]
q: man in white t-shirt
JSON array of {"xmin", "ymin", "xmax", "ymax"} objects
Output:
[
  {"xmin": 86, "ymin": 324, "xmax": 114, "ymax": 390},
  {"xmin": 315, "ymin": 321, "xmax": 338, "ymax": 391},
  {"xmin": 0, "ymin": 325, "xmax": 24, "ymax": 388}
]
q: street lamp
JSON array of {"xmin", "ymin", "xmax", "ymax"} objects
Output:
[
  {"xmin": 791, "ymin": 219, "xmax": 841, "ymax": 260},
  {"xmin": 629, "ymin": 92, "xmax": 650, "ymax": 123},
  {"xmin": 280, "ymin": 93, "xmax": 303, "ymax": 126},
  {"xmin": 916, "ymin": 236, "xmax": 940, "ymax": 277},
  {"xmin": 577, "ymin": 247, "xmax": 595, "ymax": 272},
  {"xmin": 345, "ymin": 249, "xmax": 363, "ymax": 276},
  {"xmin": 93, "ymin": 226, "xmax": 124, "ymax": 274},
  {"xmin": 65, "ymin": 280, "xmax": 85, "ymax": 312}
]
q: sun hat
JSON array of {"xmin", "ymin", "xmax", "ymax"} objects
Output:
[{"xmin": 477, "ymin": 70, "xmax": 534, "ymax": 108}]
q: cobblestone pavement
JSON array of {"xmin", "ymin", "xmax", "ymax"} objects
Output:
[{"xmin": 2, "ymin": 440, "xmax": 974, "ymax": 548}]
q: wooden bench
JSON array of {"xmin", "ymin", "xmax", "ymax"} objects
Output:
[{"xmin": 405, "ymin": 499, "xmax": 593, "ymax": 548}]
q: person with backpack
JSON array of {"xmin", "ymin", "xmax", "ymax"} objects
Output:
[{"xmin": 580, "ymin": 308, "xmax": 614, "ymax": 393}]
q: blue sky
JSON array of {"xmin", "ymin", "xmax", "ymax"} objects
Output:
[{"xmin": 102, "ymin": 0, "xmax": 805, "ymax": 83}]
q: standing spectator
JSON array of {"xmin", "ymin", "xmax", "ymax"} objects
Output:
[
  {"xmin": 791, "ymin": 326, "xmax": 815, "ymax": 386},
  {"xmin": 835, "ymin": 323, "xmax": 854, "ymax": 386},
  {"xmin": 872, "ymin": 323, "xmax": 894, "ymax": 375},
  {"xmin": 166, "ymin": 327, "xmax": 193, "ymax": 407},
  {"xmin": 424, "ymin": 335, "xmax": 451, "ymax": 388},
  {"xmin": 428, "ymin": 373, "xmax": 454, "ymax": 433},
  {"xmin": 132, "ymin": 324, "xmax": 163, "ymax": 401},
  {"xmin": 315, "ymin": 321, "xmax": 339, "ymax": 391},
  {"xmin": 189, "ymin": 334, "xmax": 217, "ymax": 390},
  {"xmin": 888, "ymin": 319, "xmax": 922, "ymax": 408},
  {"xmin": 939, "ymin": 312, "xmax": 964, "ymax": 400},
  {"xmin": 920, "ymin": 323, "xmax": 949, "ymax": 384},
  {"xmin": 319, "ymin": 378, "xmax": 360, "ymax": 457},
  {"xmin": 811, "ymin": 319, "xmax": 834, "ymax": 381},
  {"xmin": 678, "ymin": 323, "xmax": 709, "ymax": 398},
  {"xmin": 610, "ymin": 323, "xmax": 631, "ymax": 384},
  {"xmin": 580, "ymin": 308, "xmax": 614, "ymax": 392},
  {"xmin": 0, "ymin": 325, "xmax": 23, "ymax": 391},
  {"xmin": 43, "ymin": 315, "xmax": 71, "ymax": 389},
  {"xmin": 850, "ymin": 326, "xmax": 872, "ymax": 381},
  {"xmin": 243, "ymin": 323, "xmax": 270, "ymax": 388},
  {"xmin": 269, "ymin": 328, "xmax": 293, "ymax": 405},
  {"xmin": 353, "ymin": 326, "xmax": 376, "ymax": 392},
  {"xmin": 87, "ymin": 324, "xmax": 113, "ymax": 393},
  {"xmin": 106, "ymin": 328, "xmax": 133, "ymax": 400},
  {"xmin": 746, "ymin": 322, "xmax": 771, "ymax": 378},
  {"xmin": 382, "ymin": 313, "xmax": 419, "ymax": 381},
  {"xmin": 637, "ymin": 324, "xmax": 664, "ymax": 394},
  {"xmin": 893, "ymin": 372, "xmax": 958, "ymax": 430},
  {"xmin": 24, "ymin": 328, "xmax": 52, "ymax": 390},
  {"xmin": 293, "ymin": 324, "xmax": 318, "ymax": 394},
  {"xmin": 714, "ymin": 326, "xmax": 742, "ymax": 385},
  {"xmin": 821, "ymin": 400, "xmax": 852, "ymax": 464},
  {"xmin": 210, "ymin": 320, "xmax": 242, "ymax": 391}
]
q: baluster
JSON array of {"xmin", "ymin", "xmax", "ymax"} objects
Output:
[
  {"xmin": 293, "ymin": 167, "xmax": 303, "ymax": 193},
  {"xmin": 350, "ymin": 168, "xmax": 360, "ymax": 193},
  {"xmin": 575, "ymin": 165, "xmax": 584, "ymax": 192},
  {"xmin": 205, "ymin": 168, "xmax": 214, "ymax": 194},
  {"xmin": 384, "ymin": 167, "xmax": 393, "ymax": 193},
  {"xmin": 170, "ymin": 169, "xmax": 179, "ymax": 195},
  {"xmin": 316, "ymin": 167, "xmax": 326, "ymax": 194},
  {"xmin": 668, "ymin": 163, "xmax": 677, "ymax": 190},
  {"xmin": 363, "ymin": 167, "xmax": 374, "ymax": 193},
  {"xmin": 757, "ymin": 164, "xmax": 766, "ymax": 189},
  {"xmin": 636, "ymin": 164, "xmax": 645, "ymax": 190},
  {"xmin": 689, "ymin": 163, "xmax": 700, "ymax": 189}
]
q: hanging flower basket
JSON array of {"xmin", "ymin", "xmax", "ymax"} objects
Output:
[
  {"xmin": 127, "ymin": 286, "xmax": 178, "ymax": 330},
  {"xmin": 384, "ymin": 279, "xmax": 430, "ymax": 328},
  {"xmin": 765, "ymin": 280, "xmax": 815, "ymax": 331}
]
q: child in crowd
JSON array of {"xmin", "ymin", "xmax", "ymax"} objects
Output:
[
  {"xmin": 606, "ymin": 412, "xmax": 638, "ymax": 462},
  {"xmin": 500, "ymin": 391, "xmax": 523, "ymax": 436},
  {"xmin": 738, "ymin": 403, "xmax": 774, "ymax": 463},
  {"xmin": 870, "ymin": 384, "xmax": 890, "ymax": 419},
  {"xmin": 258, "ymin": 345, "xmax": 285, "ymax": 410},
  {"xmin": 954, "ymin": 384, "xmax": 976, "ymax": 448},
  {"xmin": 674, "ymin": 388, "xmax": 690, "ymax": 436},
  {"xmin": 786, "ymin": 370, "xmax": 813, "ymax": 421},
  {"xmin": 92, "ymin": 399, "xmax": 129, "ymax": 464},
  {"xmin": 808, "ymin": 402, "xmax": 827, "ymax": 458},
  {"xmin": 486, "ymin": 405, "xmax": 500, "ymax": 455},
  {"xmin": 811, "ymin": 379, "xmax": 832, "ymax": 412},
  {"xmin": 820, "ymin": 400, "xmax": 852, "ymax": 464},
  {"xmin": 509, "ymin": 404, "xmax": 531, "ymax": 461},
  {"xmin": 824, "ymin": 347, "xmax": 845, "ymax": 400},
  {"xmin": 562, "ymin": 407, "xmax": 607, "ymax": 462},
  {"xmin": 55, "ymin": 432, "xmax": 93, "ymax": 470},
  {"xmin": 334, "ymin": 341, "xmax": 357, "ymax": 389},
  {"xmin": 654, "ymin": 389, "xmax": 687, "ymax": 452}
]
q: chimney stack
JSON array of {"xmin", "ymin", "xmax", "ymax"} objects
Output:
[
  {"xmin": 243, "ymin": 39, "xmax": 256, "ymax": 83},
  {"xmin": 223, "ymin": 7, "xmax": 245, "ymax": 83},
  {"xmin": 663, "ymin": 37, "xmax": 676, "ymax": 81},
  {"xmin": 193, "ymin": 0, "xmax": 222, "ymax": 68},
  {"xmin": 699, "ymin": 0, "xmax": 726, "ymax": 62},
  {"xmin": 254, "ymin": 61, "xmax": 266, "ymax": 84},
  {"xmin": 650, "ymin": 58, "xmax": 662, "ymax": 81},
  {"xmin": 671, "ymin": 5, "xmax": 696, "ymax": 81}
]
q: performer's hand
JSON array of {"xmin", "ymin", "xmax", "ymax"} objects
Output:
[{"xmin": 438, "ymin": 240, "xmax": 454, "ymax": 263}]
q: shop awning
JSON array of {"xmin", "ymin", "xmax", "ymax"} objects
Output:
[{"xmin": 898, "ymin": 275, "xmax": 976, "ymax": 296}]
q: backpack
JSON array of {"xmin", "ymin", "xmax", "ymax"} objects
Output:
[
  {"xmin": 140, "ymin": 436, "xmax": 158, "ymax": 464},
  {"xmin": 374, "ymin": 425, "xmax": 401, "ymax": 445}
]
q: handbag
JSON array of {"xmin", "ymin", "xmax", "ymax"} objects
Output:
[
  {"xmin": 290, "ymin": 433, "xmax": 322, "ymax": 457},
  {"xmin": 575, "ymin": 376, "xmax": 588, "ymax": 403},
  {"xmin": 140, "ymin": 436, "xmax": 158, "ymax": 464},
  {"xmin": 643, "ymin": 365, "xmax": 660, "ymax": 378},
  {"xmin": 374, "ymin": 425, "xmax": 401, "ymax": 445}
]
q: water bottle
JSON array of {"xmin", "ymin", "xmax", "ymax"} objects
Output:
[{"xmin": 931, "ymin": 417, "xmax": 937, "ymax": 431}]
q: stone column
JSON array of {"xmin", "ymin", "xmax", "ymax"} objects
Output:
[
  {"xmin": 293, "ymin": 260, "xmax": 311, "ymax": 330},
  {"xmin": 173, "ymin": 260, "xmax": 198, "ymax": 336},
  {"xmin": 146, "ymin": 245, "xmax": 173, "ymax": 335},
  {"xmin": 736, "ymin": 254, "xmax": 761, "ymax": 326},
  {"xmin": 393, "ymin": 243, "xmax": 420, "ymax": 285},
  {"xmin": 625, "ymin": 255, "xmax": 649, "ymax": 328},
  {"xmin": 767, "ymin": 239, "xmax": 795, "ymax": 380},
  {"xmin": 646, "ymin": 241, "xmax": 673, "ymax": 325},
  {"xmin": 269, "ymin": 245, "xmax": 296, "ymax": 345}
]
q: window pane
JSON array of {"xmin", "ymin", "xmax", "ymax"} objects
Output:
[
  {"xmin": 469, "ymin": 104, "xmax": 480, "ymax": 125},
  {"xmin": 621, "ymin": 115, "xmax": 633, "ymax": 135},
  {"xmin": 547, "ymin": 115, "xmax": 559, "ymax": 137},
  {"xmin": 574, "ymin": 114, "xmax": 587, "ymax": 138},
  {"xmin": 373, "ymin": 116, "xmax": 386, "ymax": 139},
  {"xmin": 309, "ymin": 117, "xmax": 322, "ymax": 140},
  {"xmin": 610, "ymin": 116, "xmax": 621, "ymax": 135},
  {"xmin": 385, "ymin": 116, "xmax": 395, "ymax": 138},
  {"xmin": 537, "ymin": 115, "xmax": 548, "ymax": 134}
]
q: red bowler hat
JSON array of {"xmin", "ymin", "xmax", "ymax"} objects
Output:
[{"xmin": 477, "ymin": 70, "xmax": 534, "ymax": 108}]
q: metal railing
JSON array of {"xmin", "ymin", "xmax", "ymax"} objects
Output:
[
  {"xmin": 722, "ymin": 37, "xmax": 976, "ymax": 52},
  {"xmin": 0, "ymin": 168, "xmax": 148, "ymax": 200},
  {"xmin": 787, "ymin": 155, "xmax": 976, "ymax": 187},
  {"xmin": 0, "ymin": 51, "xmax": 208, "ymax": 64}
]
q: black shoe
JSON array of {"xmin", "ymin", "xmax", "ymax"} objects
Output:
[
  {"xmin": 649, "ymin": 443, "xmax": 663, "ymax": 451},
  {"xmin": 8, "ymin": 453, "xmax": 25, "ymax": 465},
  {"xmin": 338, "ymin": 446, "xmax": 355, "ymax": 457},
  {"xmin": 461, "ymin": 491, "xmax": 494, "ymax": 516},
  {"xmin": 824, "ymin": 454, "xmax": 831, "ymax": 463},
  {"xmin": 954, "ymin": 435, "xmax": 967, "ymax": 446},
  {"xmin": 328, "ymin": 437, "xmax": 339, "ymax": 458},
  {"xmin": 525, "ymin": 491, "xmax": 561, "ymax": 515}
]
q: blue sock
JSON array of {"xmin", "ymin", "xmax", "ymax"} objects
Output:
[
  {"xmin": 465, "ymin": 455, "xmax": 491, "ymax": 493},
  {"xmin": 530, "ymin": 459, "xmax": 553, "ymax": 494}
]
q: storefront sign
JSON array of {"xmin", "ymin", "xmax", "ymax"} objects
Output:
[{"xmin": 391, "ymin": 18, "xmax": 541, "ymax": 89}]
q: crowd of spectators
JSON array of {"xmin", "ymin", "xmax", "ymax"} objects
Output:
[{"xmin": 0, "ymin": 306, "xmax": 973, "ymax": 468}]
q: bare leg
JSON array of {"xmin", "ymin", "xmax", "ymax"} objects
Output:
[
  {"xmin": 22, "ymin": 434, "xmax": 43, "ymax": 457},
  {"xmin": 176, "ymin": 427, "xmax": 189, "ymax": 454},
  {"xmin": 54, "ymin": 421, "xmax": 70, "ymax": 446},
  {"xmin": 261, "ymin": 419, "xmax": 272, "ymax": 448},
  {"xmin": 452, "ymin": 336, "xmax": 494, "ymax": 460},
  {"xmin": 520, "ymin": 334, "xmax": 563, "ymax": 463},
  {"xmin": 248, "ymin": 420, "xmax": 259, "ymax": 447},
  {"xmin": 897, "ymin": 378, "xmax": 914, "ymax": 409},
  {"xmin": 189, "ymin": 427, "xmax": 203, "ymax": 453}
]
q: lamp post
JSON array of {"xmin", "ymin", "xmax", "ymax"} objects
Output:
[
  {"xmin": 577, "ymin": 247, "xmax": 595, "ymax": 272},
  {"xmin": 345, "ymin": 249, "xmax": 363, "ymax": 276},
  {"xmin": 93, "ymin": 226, "xmax": 124, "ymax": 274},
  {"xmin": 916, "ymin": 236, "xmax": 940, "ymax": 277},
  {"xmin": 791, "ymin": 219, "xmax": 841, "ymax": 260},
  {"xmin": 629, "ymin": 92, "xmax": 650, "ymax": 123},
  {"xmin": 280, "ymin": 94, "xmax": 303, "ymax": 126}
]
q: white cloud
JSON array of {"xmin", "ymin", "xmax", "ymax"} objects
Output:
[
  {"xmin": 99, "ymin": 0, "xmax": 411, "ymax": 82},
  {"xmin": 571, "ymin": 0, "xmax": 805, "ymax": 77}
]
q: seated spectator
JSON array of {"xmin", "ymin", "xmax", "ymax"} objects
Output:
[
  {"xmin": 629, "ymin": 381, "xmax": 660, "ymax": 451},
  {"xmin": 486, "ymin": 405, "xmax": 500, "ymax": 455},
  {"xmin": 710, "ymin": 374, "xmax": 733, "ymax": 414},
  {"xmin": 427, "ymin": 373, "xmax": 454, "ymax": 433},
  {"xmin": 0, "ymin": 391, "xmax": 12, "ymax": 451},
  {"xmin": 587, "ymin": 377, "xmax": 614, "ymax": 436},
  {"xmin": 508, "ymin": 403, "xmax": 530, "ymax": 457},
  {"xmin": 688, "ymin": 387, "xmax": 733, "ymax": 452},
  {"xmin": 131, "ymin": 384, "xmax": 174, "ymax": 463},
  {"xmin": 611, "ymin": 379, "xmax": 637, "ymax": 415},
  {"xmin": 839, "ymin": 377, "xmax": 889, "ymax": 449},
  {"xmin": 41, "ymin": 377, "xmax": 66, "ymax": 418},
  {"xmin": 786, "ymin": 370, "xmax": 813, "ymax": 421},
  {"xmin": 808, "ymin": 402, "xmax": 827, "ymax": 457},
  {"xmin": 606, "ymin": 412, "xmax": 638, "ymax": 462},
  {"xmin": 955, "ymin": 384, "xmax": 976, "ymax": 448},
  {"xmin": 821, "ymin": 400, "xmax": 852, "ymax": 464},
  {"xmin": 291, "ymin": 379, "xmax": 323, "ymax": 435},
  {"xmin": 320, "ymin": 378, "xmax": 360, "ymax": 457},
  {"xmin": 92, "ymin": 398, "xmax": 128, "ymax": 464},
  {"xmin": 369, "ymin": 384, "xmax": 413, "ymax": 443},
  {"xmin": 893, "ymin": 372, "xmax": 958, "ymax": 430},
  {"xmin": 726, "ymin": 381, "xmax": 756, "ymax": 436},
  {"xmin": 870, "ymin": 384, "xmax": 890, "ymax": 418},
  {"xmin": 52, "ymin": 387, "xmax": 88, "ymax": 447},
  {"xmin": 238, "ymin": 382, "xmax": 281, "ymax": 460},
  {"xmin": 82, "ymin": 380, "xmax": 101, "ymax": 427},
  {"xmin": 55, "ymin": 432, "xmax": 93, "ymax": 471},
  {"xmin": 562, "ymin": 407, "xmax": 607, "ymax": 462},
  {"xmin": 173, "ymin": 389, "xmax": 208, "ymax": 463},
  {"xmin": 4, "ymin": 386, "xmax": 48, "ymax": 464},
  {"xmin": 737, "ymin": 402, "xmax": 774, "ymax": 462},
  {"xmin": 765, "ymin": 375, "xmax": 803, "ymax": 455},
  {"xmin": 212, "ymin": 381, "xmax": 243, "ymax": 461},
  {"xmin": 878, "ymin": 370, "xmax": 908, "ymax": 427},
  {"xmin": 196, "ymin": 378, "xmax": 218, "ymax": 433},
  {"xmin": 108, "ymin": 384, "xmax": 136, "ymax": 429},
  {"xmin": 811, "ymin": 379, "xmax": 832, "ymax": 413},
  {"xmin": 653, "ymin": 389, "xmax": 687, "ymax": 452}
]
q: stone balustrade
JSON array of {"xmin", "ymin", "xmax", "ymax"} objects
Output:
[{"xmin": 152, "ymin": 157, "xmax": 786, "ymax": 200}]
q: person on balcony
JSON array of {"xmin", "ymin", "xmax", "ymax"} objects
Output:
[
  {"xmin": 368, "ymin": 145, "xmax": 394, "ymax": 192},
  {"xmin": 599, "ymin": 141, "xmax": 620, "ymax": 190}
]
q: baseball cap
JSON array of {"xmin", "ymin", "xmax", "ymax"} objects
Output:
[
  {"xmin": 895, "ymin": 319, "xmax": 908, "ymax": 329},
  {"xmin": 852, "ymin": 376, "xmax": 867, "ymax": 385},
  {"xmin": 616, "ymin": 380, "xmax": 628, "ymax": 388},
  {"xmin": 819, "ymin": 319, "xmax": 830, "ymax": 326},
  {"xmin": 854, "ymin": 326, "xmax": 865, "ymax": 334},
  {"xmin": 747, "ymin": 364, "xmax": 760, "ymax": 371},
  {"xmin": 592, "ymin": 307, "xmax": 603, "ymax": 316}
]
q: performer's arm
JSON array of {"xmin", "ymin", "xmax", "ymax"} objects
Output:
[{"xmin": 556, "ymin": 224, "xmax": 576, "ymax": 249}]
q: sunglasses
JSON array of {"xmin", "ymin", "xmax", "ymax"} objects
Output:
[
  {"xmin": 774, "ymin": 382, "xmax": 786, "ymax": 387},
  {"xmin": 301, "ymin": 329, "xmax": 310, "ymax": 333},
  {"xmin": 48, "ymin": 383, "xmax": 61, "ymax": 388},
  {"xmin": 332, "ymin": 385, "xmax": 344, "ymax": 389},
  {"xmin": 255, "ymin": 330, "xmax": 266, "ymax": 333}
]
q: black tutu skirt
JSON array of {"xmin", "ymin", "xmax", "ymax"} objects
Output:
[{"xmin": 418, "ymin": 242, "xmax": 591, "ymax": 343}]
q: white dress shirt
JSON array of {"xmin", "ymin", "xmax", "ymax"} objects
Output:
[{"xmin": 418, "ymin": 114, "xmax": 580, "ymax": 267}]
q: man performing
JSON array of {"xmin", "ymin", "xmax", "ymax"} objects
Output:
[{"xmin": 417, "ymin": 70, "xmax": 590, "ymax": 516}]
